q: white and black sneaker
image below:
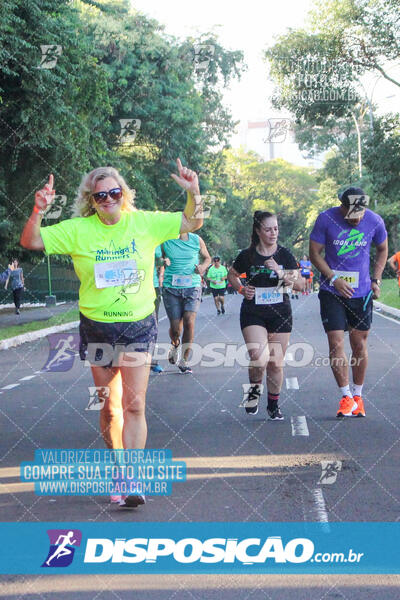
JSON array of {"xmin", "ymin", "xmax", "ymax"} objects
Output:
[
  {"xmin": 178, "ymin": 359, "xmax": 192, "ymax": 374},
  {"xmin": 168, "ymin": 342, "xmax": 180, "ymax": 365},
  {"xmin": 267, "ymin": 403, "xmax": 284, "ymax": 421},
  {"xmin": 242, "ymin": 384, "xmax": 263, "ymax": 415}
]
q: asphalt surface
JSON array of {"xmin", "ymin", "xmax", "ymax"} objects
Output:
[
  {"xmin": 0, "ymin": 302, "xmax": 78, "ymax": 330},
  {"xmin": 0, "ymin": 293, "xmax": 399, "ymax": 598}
]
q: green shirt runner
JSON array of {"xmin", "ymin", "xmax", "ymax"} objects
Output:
[
  {"xmin": 207, "ymin": 264, "xmax": 228, "ymax": 289},
  {"xmin": 40, "ymin": 210, "xmax": 181, "ymax": 322},
  {"xmin": 162, "ymin": 233, "xmax": 201, "ymax": 288}
]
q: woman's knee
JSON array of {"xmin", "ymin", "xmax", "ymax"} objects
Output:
[
  {"xmin": 248, "ymin": 347, "xmax": 269, "ymax": 367},
  {"xmin": 122, "ymin": 392, "xmax": 146, "ymax": 415}
]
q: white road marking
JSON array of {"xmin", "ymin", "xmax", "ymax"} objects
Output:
[
  {"xmin": 374, "ymin": 311, "xmax": 400, "ymax": 325},
  {"xmin": 1, "ymin": 383, "xmax": 20, "ymax": 390},
  {"xmin": 291, "ymin": 416, "xmax": 309, "ymax": 436},
  {"xmin": 19, "ymin": 375, "xmax": 36, "ymax": 381},
  {"xmin": 286, "ymin": 377, "xmax": 299, "ymax": 390},
  {"xmin": 312, "ymin": 488, "xmax": 330, "ymax": 529},
  {"xmin": 285, "ymin": 352, "xmax": 294, "ymax": 362}
]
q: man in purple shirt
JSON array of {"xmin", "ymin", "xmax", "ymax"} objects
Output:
[{"xmin": 309, "ymin": 187, "xmax": 388, "ymax": 418}]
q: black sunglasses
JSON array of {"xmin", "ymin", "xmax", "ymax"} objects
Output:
[{"xmin": 92, "ymin": 187, "xmax": 123, "ymax": 203}]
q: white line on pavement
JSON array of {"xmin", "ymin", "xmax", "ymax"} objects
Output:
[
  {"xmin": 291, "ymin": 416, "xmax": 309, "ymax": 436},
  {"xmin": 312, "ymin": 488, "xmax": 330, "ymax": 528},
  {"xmin": 374, "ymin": 311, "xmax": 400, "ymax": 325},
  {"xmin": 286, "ymin": 377, "xmax": 299, "ymax": 390},
  {"xmin": 1, "ymin": 383, "xmax": 20, "ymax": 390},
  {"xmin": 19, "ymin": 375, "xmax": 37, "ymax": 381}
]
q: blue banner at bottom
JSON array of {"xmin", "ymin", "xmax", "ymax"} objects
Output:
[{"xmin": 0, "ymin": 522, "xmax": 398, "ymax": 574}]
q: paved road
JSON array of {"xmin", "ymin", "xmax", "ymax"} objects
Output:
[
  {"xmin": 0, "ymin": 293, "xmax": 399, "ymax": 598},
  {"xmin": 0, "ymin": 301, "xmax": 78, "ymax": 330}
]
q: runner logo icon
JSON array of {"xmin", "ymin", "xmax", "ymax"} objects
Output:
[{"xmin": 41, "ymin": 529, "xmax": 82, "ymax": 568}]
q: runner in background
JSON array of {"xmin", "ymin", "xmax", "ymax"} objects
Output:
[
  {"xmin": 309, "ymin": 268, "xmax": 314, "ymax": 293},
  {"xmin": 299, "ymin": 254, "xmax": 312, "ymax": 295},
  {"xmin": 162, "ymin": 233, "xmax": 211, "ymax": 374},
  {"xmin": 228, "ymin": 211, "xmax": 303, "ymax": 420},
  {"xmin": 310, "ymin": 186, "xmax": 388, "ymax": 418},
  {"xmin": 388, "ymin": 250, "xmax": 400, "ymax": 296},
  {"xmin": 207, "ymin": 256, "xmax": 228, "ymax": 315},
  {"xmin": 6, "ymin": 258, "xmax": 25, "ymax": 314},
  {"xmin": 150, "ymin": 245, "xmax": 164, "ymax": 373},
  {"xmin": 20, "ymin": 159, "xmax": 203, "ymax": 508}
]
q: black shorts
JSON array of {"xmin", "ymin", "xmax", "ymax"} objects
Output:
[
  {"xmin": 211, "ymin": 288, "xmax": 226, "ymax": 297},
  {"xmin": 318, "ymin": 290, "xmax": 373, "ymax": 332},
  {"xmin": 240, "ymin": 302, "xmax": 292, "ymax": 333},
  {"xmin": 302, "ymin": 272, "xmax": 310, "ymax": 280},
  {"xmin": 79, "ymin": 312, "xmax": 158, "ymax": 367}
]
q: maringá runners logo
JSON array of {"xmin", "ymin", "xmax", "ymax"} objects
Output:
[
  {"xmin": 336, "ymin": 229, "xmax": 366, "ymax": 257},
  {"xmin": 41, "ymin": 529, "xmax": 82, "ymax": 567}
]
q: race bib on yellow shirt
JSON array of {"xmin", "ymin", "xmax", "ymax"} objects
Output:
[
  {"xmin": 94, "ymin": 259, "xmax": 138, "ymax": 289},
  {"xmin": 255, "ymin": 287, "xmax": 283, "ymax": 305}
]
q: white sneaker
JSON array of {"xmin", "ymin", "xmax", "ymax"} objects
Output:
[{"xmin": 241, "ymin": 384, "xmax": 263, "ymax": 415}]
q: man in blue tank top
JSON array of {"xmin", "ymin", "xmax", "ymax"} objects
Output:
[{"xmin": 162, "ymin": 232, "xmax": 211, "ymax": 373}]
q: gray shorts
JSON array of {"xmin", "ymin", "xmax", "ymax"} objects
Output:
[{"xmin": 162, "ymin": 287, "xmax": 202, "ymax": 321}]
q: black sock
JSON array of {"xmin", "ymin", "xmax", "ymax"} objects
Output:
[{"xmin": 267, "ymin": 392, "xmax": 279, "ymax": 409}]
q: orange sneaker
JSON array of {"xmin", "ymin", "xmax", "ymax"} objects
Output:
[
  {"xmin": 336, "ymin": 395, "xmax": 357, "ymax": 418},
  {"xmin": 352, "ymin": 395, "xmax": 366, "ymax": 417}
]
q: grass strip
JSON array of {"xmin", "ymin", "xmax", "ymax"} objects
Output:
[
  {"xmin": 0, "ymin": 308, "xmax": 79, "ymax": 341},
  {"xmin": 379, "ymin": 279, "xmax": 400, "ymax": 310}
]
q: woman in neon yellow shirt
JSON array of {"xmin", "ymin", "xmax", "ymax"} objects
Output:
[{"xmin": 20, "ymin": 159, "xmax": 203, "ymax": 508}]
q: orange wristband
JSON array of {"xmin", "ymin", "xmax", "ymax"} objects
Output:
[
  {"xmin": 33, "ymin": 205, "xmax": 45, "ymax": 215},
  {"xmin": 238, "ymin": 285, "xmax": 245, "ymax": 295}
]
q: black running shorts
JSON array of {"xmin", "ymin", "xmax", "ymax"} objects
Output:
[
  {"xmin": 240, "ymin": 303, "xmax": 293, "ymax": 333},
  {"xmin": 211, "ymin": 288, "xmax": 226, "ymax": 297},
  {"xmin": 318, "ymin": 290, "xmax": 373, "ymax": 332}
]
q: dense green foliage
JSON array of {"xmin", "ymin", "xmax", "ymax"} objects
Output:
[
  {"xmin": 0, "ymin": 0, "xmax": 245, "ymax": 260},
  {"xmin": 1, "ymin": 0, "xmax": 398, "ymax": 272},
  {"xmin": 265, "ymin": 0, "xmax": 400, "ymax": 254}
]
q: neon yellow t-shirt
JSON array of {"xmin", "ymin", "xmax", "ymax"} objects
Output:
[
  {"xmin": 207, "ymin": 265, "xmax": 228, "ymax": 289},
  {"xmin": 40, "ymin": 211, "xmax": 181, "ymax": 322}
]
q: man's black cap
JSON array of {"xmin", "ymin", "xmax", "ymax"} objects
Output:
[{"xmin": 338, "ymin": 186, "xmax": 366, "ymax": 207}]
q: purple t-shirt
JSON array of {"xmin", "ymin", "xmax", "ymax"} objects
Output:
[{"xmin": 310, "ymin": 207, "xmax": 387, "ymax": 298}]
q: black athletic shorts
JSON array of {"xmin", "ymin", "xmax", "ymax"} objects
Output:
[
  {"xmin": 318, "ymin": 290, "xmax": 373, "ymax": 332},
  {"xmin": 240, "ymin": 302, "xmax": 292, "ymax": 333},
  {"xmin": 211, "ymin": 287, "xmax": 226, "ymax": 297},
  {"xmin": 79, "ymin": 312, "xmax": 158, "ymax": 367}
]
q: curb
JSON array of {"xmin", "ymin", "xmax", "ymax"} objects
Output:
[
  {"xmin": 0, "ymin": 321, "xmax": 80, "ymax": 351},
  {"xmin": 374, "ymin": 300, "xmax": 400, "ymax": 321}
]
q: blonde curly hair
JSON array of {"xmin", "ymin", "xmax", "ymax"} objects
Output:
[{"xmin": 71, "ymin": 166, "xmax": 135, "ymax": 217}]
